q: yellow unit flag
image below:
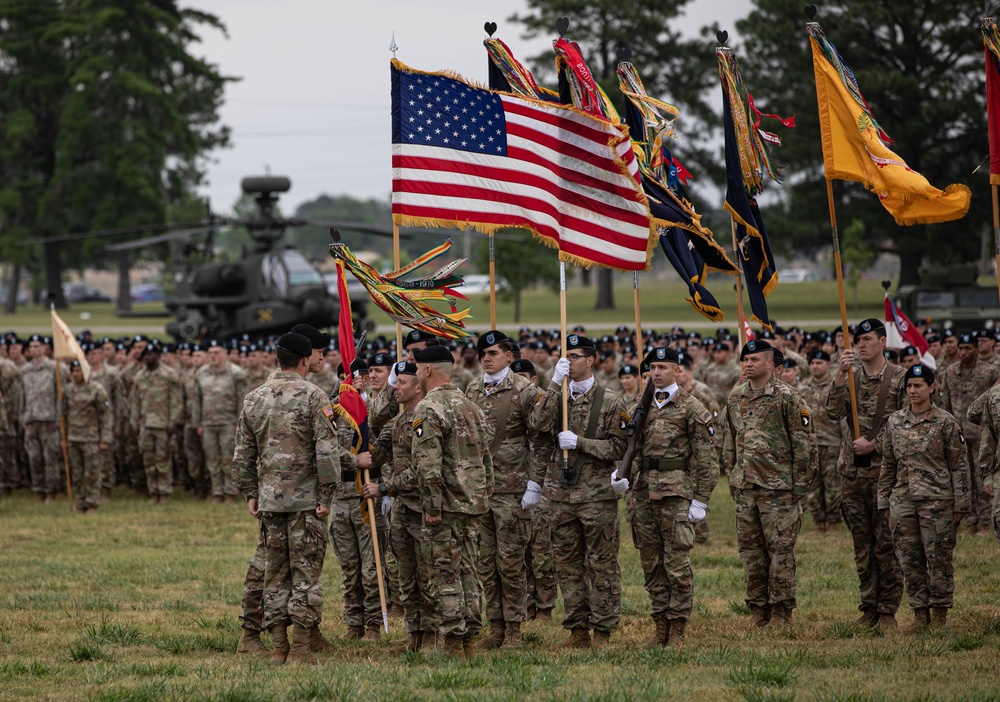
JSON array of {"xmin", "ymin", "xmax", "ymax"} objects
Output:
[{"xmin": 50, "ymin": 308, "xmax": 90, "ymax": 382}]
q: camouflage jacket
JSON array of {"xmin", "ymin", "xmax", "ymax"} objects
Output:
[
  {"xmin": 630, "ymin": 387, "xmax": 718, "ymax": 504},
  {"xmin": 331, "ymin": 405, "xmax": 361, "ymax": 501},
  {"xmin": 0, "ymin": 357, "xmax": 23, "ymax": 431},
  {"xmin": 63, "ymin": 381, "xmax": 113, "ymax": 444},
  {"xmin": 307, "ymin": 367, "xmax": 337, "ymax": 397},
  {"xmin": 825, "ymin": 361, "xmax": 907, "ymax": 480},
  {"xmin": 371, "ymin": 407, "xmax": 420, "ymax": 511},
  {"xmin": 245, "ymin": 367, "xmax": 270, "ymax": 393},
  {"xmin": 451, "ymin": 365, "xmax": 475, "ymax": 393},
  {"xmin": 974, "ymin": 384, "xmax": 1000, "ymax": 491},
  {"xmin": 798, "ymin": 375, "xmax": 843, "ymax": 447},
  {"xmin": 698, "ymin": 360, "xmax": 741, "ymax": 407},
  {"xmin": 466, "ymin": 369, "xmax": 545, "ymax": 493},
  {"xmin": 192, "ymin": 365, "xmax": 248, "ymax": 427},
  {"xmin": 20, "ymin": 358, "xmax": 62, "ymax": 423},
  {"xmin": 535, "ymin": 379, "xmax": 628, "ymax": 504},
  {"xmin": 368, "ymin": 383, "xmax": 398, "ymax": 439},
  {"xmin": 594, "ymin": 369, "xmax": 623, "ymax": 394},
  {"xmin": 940, "ymin": 359, "xmax": 1000, "ymax": 440},
  {"xmin": 89, "ymin": 364, "xmax": 125, "ymax": 428},
  {"xmin": 232, "ymin": 370, "xmax": 341, "ymax": 511},
  {"xmin": 879, "ymin": 405, "xmax": 971, "ymax": 513},
  {"xmin": 723, "ymin": 376, "xmax": 813, "ymax": 494},
  {"xmin": 412, "ymin": 383, "xmax": 493, "ymax": 517},
  {"xmin": 130, "ymin": 365, "xmax": 184, "ymax": 431}
]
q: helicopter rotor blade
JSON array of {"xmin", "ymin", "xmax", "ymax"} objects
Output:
[
  {"xmin": 17, "ymin": 220, "xmax": 216, "ymax": 247},
  {"xmin": 104, "ymin": 226, "xmax": 220, "ymax": 251}
]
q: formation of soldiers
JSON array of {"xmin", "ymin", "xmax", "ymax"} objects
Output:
[{"xmin": 4, "ymin": 314, "xmax": 997, "ymax": 660}]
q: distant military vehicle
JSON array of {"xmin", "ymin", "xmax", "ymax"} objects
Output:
[{"xmin": 896, "ymin": 264, "xmax": 1000, "ymax": 333}]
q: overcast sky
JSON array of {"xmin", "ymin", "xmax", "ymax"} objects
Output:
[{"xmin": 189, "ymin": 0, "xmax": 752, "ymax": 214}]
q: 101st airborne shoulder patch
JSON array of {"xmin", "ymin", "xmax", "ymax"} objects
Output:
[
  {"xmin": 801, "ymin": 408, "xmax": 811, "ymax": 427},
  {"xmin": 620, "ymin": 411, "xmax": 630, "ymax": 431},
  {"xmin": 413, "ymin": 417, "xmax": 424, "ymax": 438},
  {"xmin": 698, "ymin": 407, "xmax": 715, "ymax": 436}
]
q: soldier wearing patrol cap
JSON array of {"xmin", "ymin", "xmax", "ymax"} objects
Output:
[
  {"xmin": 723, "ymin": 340, "xmax": 813, "ymax": 628},
  {"xmin": 535, "ymin": 333, "xmax": 628, "ymax": 650},
  {"xmin": 826, "ymin": 318, "xmax": 906, "ymax": 629},
  {"xmin": 465, "ymin": 330, "xmax": 545, "ymax": 650},
  {"xmin": 879, "ymin": 364, "xmax": 970, "ymax": 633},
  {"xmin": 629, "ymin": 346, "xmax": 718, "ymax": 647}
]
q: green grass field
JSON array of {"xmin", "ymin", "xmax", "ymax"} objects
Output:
[
  {"xmin": 2, "ymin": 483, "xmax": 998, "ymax": 701},
  {"xmin": 0, "ymin": 279, "xmax": 888, "ymax": 339}
]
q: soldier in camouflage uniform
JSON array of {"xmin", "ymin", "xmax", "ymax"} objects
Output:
[
  {"xmin": 21, "ymin": 336, "xmax": 64, "ymax": 500},
  {"xmin": 466, "ymin": 331, "xmax": 545, "ymax": 650},
  {"xmin": 366, "ymin": 352, "xmax": 397, "ymax": 439},
  {"xmin": 233, "ymin": 332, "xmax": 344, "ymax": 665},
  {"xmin": 62, "ymin": 361, "xmax": 113, "ymax": 513},
  {"xmin": 183, "ymin": 345, "xmax": 209, "ymax": 498},
  {"xmin": 879, "ymin": 365, "xmax": 970, "ymax": 632},
  {"xmin": 0, "ymin": 352, "xmax": 23, "ymax": 495},
  {"xmin": 85, "ymin": 343, "xmax": 124, "ymax": 501},
  {"xmin": 940, "ymin": 333, "xmax": 1000, "ymax": 535},
  {"xmin": 723, "ymin": 340, "xmax": 813, "ymax": 628},
  {"xmin": 118, "ymin": 338, "xmax": 148, "ymax": 493},
  {"xmin": 363, "ymin": 361, "xmax": 433, "ymax": 652},
  {"xmin": 535, "ymin": 333, "xmax": 628, "ymax": 650},
  {"xmin": 130, "ymin": 345, "xmax": 184, "ymax": 503},
  {"xmin": 193, "ymin": 341, "xmax": 248, "ymax": 502},
  {"xmin": 629, "ymin": 347, "xmax": 718, "ymax": 647},
  {"xmin": 243, "ymin": 345, "xmax": 270, "ymax": 392},
  {"xmin": 411, "ymin": 344, "xmax": 493, "ymax": 659},
  {"xmin": 798, "ymin": 350, "xmax": 844, "ymax": 531},
  {"xmin": 676, "ymin": 352, "xmax": 720, "ymax": 544},
  {"xmin": 975, "ymin": 382, "xmax": 1000, "ymax": 544},
  {"xmin": 826, "ymin": 318, "xmax": 906, "ymax": 629},
  {"xmin": 697, "ymin": 341, "xmax": 740, "ymax": 409}
]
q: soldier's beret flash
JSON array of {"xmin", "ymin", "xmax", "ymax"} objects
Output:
[
  {"xmin": 403, "ymin": 329, "xmax": 436, "ymax": 349},
  {"xmin": 901, "ymin": 345, "xmax": 919, "ymax": 357},
  {"xmin": 643, "ymin": 347, "xmax": 679, "ymax": 367},
  {"xmin": 958, "ymin": 333, "xmax": 974, "ymax": 346},
  {"xmin": 395, "ymin": 361, "xmax": 417, "ymax": 376},
  {"xmin": 28, "ymin": 334, "xmax": 43, "ymax": 344},
  {"xmin": 370, "ymin": 353, "xmax": 394, "ymax": 368},
  {"xmin": 904, "ymin": 364, "xmax": 935, "ymax": 384},
  {"xmin": 854, "ymin": 318, "xmax": 885, "ymax": 341},
  {"xmin": 565, "ymin": 334, "xmax": 597, "ymax": 352},
  {"xmin": 69, "ymin": 360, "xmax": 80, "ymax": 369},
  {"xmin": 477, "ymin": 330, "xmax": 509, "ymax": 353},
  {"xmin": 739, "ymin": 339, "xmax": 773, "ymax": 361},
  {"xmin": 290, "ymin": 324, "xmax": 330, "ymax": 350},
  {"xmin": 808, "ymin": 350, "xmax": 832, "ymax": 362},
  {"xmin": 618, "ymin": 364, "xmax": 638, "ymax": 377},
  {"xmin": 413, "ymin": 345, "xmax": 453, "ymax": 364}
]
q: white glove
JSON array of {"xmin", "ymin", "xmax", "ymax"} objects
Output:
[
  {"xmin": 520, "ymin": 480, "xmax": 542, "ymax": 510},
  {"xmin": 381, "ymin": 496, "xmax": 392, "ymax": 516},
  {"xmin": 610, "ymin": 469, "xmax": 629, "ymax": 494},
  {"xmin": 551, "ymin": 357, "xmax": 571, "ymax": 385},
  {"xmin": 688, "ymin": 499, "xmax": 707, "ymax": 522},
  {"xmin": 388, "ymin": 364, "xmax": 399, "ymax": 388},
  {"xmin": 557, "ymin": 431, "xmax": 578, "ymax": 450}
]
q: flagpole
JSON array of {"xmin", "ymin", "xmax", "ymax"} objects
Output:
[
  {"xmin": 393, "ymin": 222, "xmax": 403, "ymax": 357},
  {"xmin": 825, "ymin": 180, "xmax": 863, "ymax": 441},
  {"xmin": 51, "ymin": 306, "xmax": 74, "ymax": 512},
  {"xmin": 489, "ymin": 231, "xmax": 497, "ymax": 328},
  {"xmin": 730, "ymin": 217, "xmax": 748, "ymax": 350},
  {"xmin": 993, "ymin": 184, "xmax": 1000, "ymax": 307},
  {"xmin": 559, "ymin": 261, "xmax": 570, "ymax": 473},
  {"xmin": 632, "ymin": 271, "xmax": 642, "ymax": 355},
  {"xmin": 364, "ymin": 466, "xmax": 390, "ymax": 633}
]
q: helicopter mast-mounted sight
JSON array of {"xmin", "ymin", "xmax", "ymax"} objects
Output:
[{"xmin": 239, "ymin": 176, "xmax": 304, "ymax": 252}]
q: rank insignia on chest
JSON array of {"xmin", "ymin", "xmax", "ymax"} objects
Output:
[
  {"xmin": 413, "ymin": 418, "xmax": 424, "ymax": 437},
  {"xmin": 801, "ymin": 409, "xmax": 810, "ymax": 427},
  {"xmin": 620, "ymin": 412, "xmax": 630, "ymax": 431},
  {"xmin": 322, "ymin": 405, "xmax": 334, "ymax": 418}
]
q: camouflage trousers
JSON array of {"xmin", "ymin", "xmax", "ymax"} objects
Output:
[
  {"xmin": 201, "ymin": 424, "xmax": 237, "ymax": 497},
  {"xmin": 120, "ymin": 422, "xmax": 145, "ymax": 491},
  {"xmin": 240, "ymin": 519, "xmax": 266, "ymax": 633},
  {"xmin": 423, "ymin": 511, "xmax": 482, "ymax": 640},
  {"xmin": 732, "ymin": 487, "xmax": 801, "ymax": 609},
  {"xmin": 68, "ymin": 442, "xmax": 102, "ymax": 510},
  {"xmin": 261, "ymin": 509, "xmax": 327, "ymax": 630},
  {"xmin": 139, "ymin": 428, "xmax": 172, "ymax": 496},
  {"xmin": 0, "ymin": 433, "xmax": 18, "ymax": 490},
  {"xmin": 807, "ymin": 445, "xmax": 843, "ymax": 527},
  {"xmin": 841, "ymin": 475, "xmax": 902, "ymax": 615},
  {"xmin": 551, "ymin": 500, "xmax": 622, "ymax": 634},
  {"xmin": 631, "ymin": 496, "xmax": 696, "ymax": 621},
  {"xmin": 525, "ymin": 504, "xmax": 557, "ymax": 613},
  {"xmin": 184, "ymin": 426, "xmax": 208, "ymax": 496},
  {"xmin": 24, "ymin": 421, "xmax": 61, "ymax": 495},
  {"xmin": 100, "ymin": 436, "xmax": 117, "ymax": 492},
  {"xmin": 392, "ymin": 503, "xmax": 433, "ymax": 635},
  {"xmin": 965, "ymin": 438, "xmax": 992, "ymax": 528},
  {"xmin": 169, "ymin": 431, "xmax": 189, "ymax": 492},
  {"xmin": 889, "ymin": 498, "xmax": 958, "ymax": 610},
  {"xmin": 994, "ymin": 491, "xmax": 1000, "ymax": 545},
  {"xmin": 479, "ymin": 493, "xmax": 531, "ymax": 623},
  {"xmin": 329, "ymin": 496, "xmax": 384, "ymax": 628}
]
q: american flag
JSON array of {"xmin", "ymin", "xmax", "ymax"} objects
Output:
[{"xmin": 391, "ymin": 60, "xmax": 654, "ymax": 271}]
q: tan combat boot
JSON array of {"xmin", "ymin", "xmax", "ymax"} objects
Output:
[
  {"xmin": 419, "ymin": 632, "xmax": 437, "ymax": 653},
  {"xmin": 463, "ymin": 637, "xmax": 477, "ymax": 661},
  {"xmin": 388, "ymin": 603, "xmax": 405, "ymax": 619},
  {"xmin": 269, "ymin": 624, "xmax": 289, "ymax": 665},
  {"xmin": 746, "ymin": 605, "xmax": 770, "ymax": 630},
  {"xmin": 930, "ymin": 607, "xmax": 948, "ymax": 630},
  {"xmin": 361, "ymin": 624, "xmax": 381, "ymax": 642},
  {"xmin": 768, "ymin": 604, "xmax": 793, "ymax": 628},
  {"xmin": 877, "ymin": 613, "xmax": 897, "ymax": 632},
  {"xmin": 343, "ymin": 625, "xmax": 365, "ymax": 641},
  {"xmin": 534, "ymin": 609, "xmax": 553, "ymax": 622},
  {"xmin": 310, "ymin": 626, "xmax": 336, "ymax": 653},
  {"xmin": 667, "ymin": 620, "xmax": 686, "ymax": 648},
  {"xmin": 557, "ymin": 627, "xmax": 591, "ymax": 650},
  {"xmin": 393, "ymin": 632, "xmax": 422, "ymax": 654},
  {"xmin": 902, "ymin": 608, "xmax": 930, "ymax": 635},
  {"xmin": 500, "ymin": 621, "xmax": 523, "ymax": 650},
  {"xmin": 236, "ymin": 629, "xmax": 270, "ymax": 658},
  {"xmin": 479, "ymin": 620, "xmax": 506, "ymax": 651},
  {"xmin": 285, "ymin": 625, "xmax": 319, "ymax": 665},
  {"xmin": 855, "ymin": 608, "xmax": 879, "ymax": 628},
  {"xmin": 442, "ymin": 635, "xmax": 467, "ymax": 660},
  {"xmin": 591, "ymin": 630, "xmax": 611, "ymax": 650},
  {"xmin": 644, "ymin": 617, "xmax": 669, "ymax": 649}
]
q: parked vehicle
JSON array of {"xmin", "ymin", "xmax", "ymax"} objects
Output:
[{"xmin": 63, "ymin": 282, "xmax": 112, "ymax": 302}]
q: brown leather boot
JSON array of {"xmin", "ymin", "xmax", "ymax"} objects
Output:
[
  {"xmin": 419, "ymin": 632, "xmax": 437, "ymax": 653},
  {"xmin": 930, "ymin": 607, "xmax": 948, "ymax": 630},
  {"xmin": 387, "ymin": 603, "xmax": 405, "ymax": 619},
  {"xmin": 667, "ymin": 620, "xmax": 686, "ymax": 648},
  {"xmin": 534, "ymin": 609, "xmax": 553, "ymax": 622},
  {"xmin": 463, "ymin": 637, "xmax": 477, "ymax": 661},
  {"xmin": 557, "ymin": 627, "xmax": 591, "ymax": 650},
  {"xmin": 285, "ymin": 625, "xmax": 319, "ymax": 665},
  {"xmin": 526, "ymin": 605, "xmax": 536, "ymax": 620},
  {"xmin": 747, "ymin": 605, "xmax": 770, "ymax": 630},
  {"xmin": 902, "ymin": 608, "xmax": 930, "ymax": 635},
  {"xmin": 644, "ymin": 617, "xmax": 670, "ymax": 649},
  {"xmin": 591, "ymin": 630, "xmax": 611, "ymax": 650},
  {"xmin": 310, "ymin": 627, "xmax": 336, "ymax": 653},
  {"xmin": 343, "ymin": 625, "xmax": 365, "ymax": 641},
  {"xmin": 877, "ymin": 613, "xmax": 897, "ymax": 632},
  {"xmin": 361, "ymin": 625, "xmax": 381, "ymax": 642},
  {"xmin": 393, "ymin": 632, "xmax": 422, "ymax": 653},
  {"xmin": 501, "ymin": 621, "xmax": 522, "ymax": 650},
  {"xmin": 269, "ymin": 624, "xmax": 289, "ymax": 665},
  {"xmin": 237, "ymin": 629, "xmax": 270, "ymax": 658},
  {"xmin": 855, "ymin": 608, "xmax": 879, "ymax": 627},
  {"xmin": 769, "ymin": 604, "xmax": 793, "ymax": 627},
  {"xmin": 479, "ymin": 620, "xmax": 506, "ymax": 651},
  {"xmin": 442, "ymin": 635, "xmax": 466, "ymax": 660}
]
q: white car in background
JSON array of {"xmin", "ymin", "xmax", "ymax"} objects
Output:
[
  {"xmin": 458, "ymin": 274, "xmax": 509, "ymax": 294},
  {"xmin": 781, "ymin": 268, "xmax": 822, "ymax": 283}
]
